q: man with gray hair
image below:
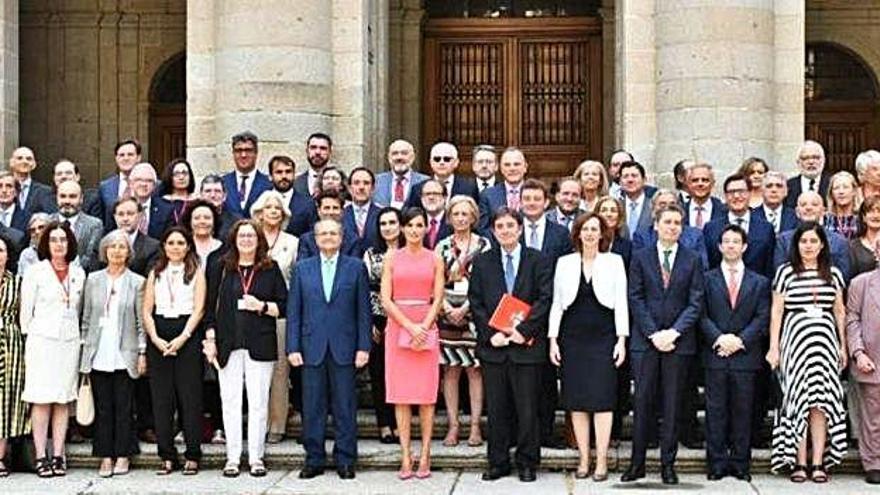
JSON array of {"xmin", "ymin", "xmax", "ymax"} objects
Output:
[
  {"xmin": 683, "ymin": 162, "xmax": 726, "ymax": 230},
  {"xmin": 373, "ymin": 139, "xmax": 428, "ymax": 208},
  {"xmin": 407, "ymin": 141, "xmax": 479, "ymax": 208},
  {"xmin": 751, "ymin": 171, "xmax": 799, "ymax": 234},
  {"xmin": 472, "ymin": 144, "xmax": 499, "ymax": 194},
  {"xmin": 119, "ymin": 162, "xmax": 173, "ymax": 238},
  {"xmin": 784, "ymin": 140, "xmax": 830, "ymax": 208},
  {"xmin": 856, "ymin": 149, "xmax": 880, "ymax": 200}
]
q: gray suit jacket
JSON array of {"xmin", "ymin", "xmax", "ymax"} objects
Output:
[
  {"xmin": 54, "ymin": 212, "xmax": 103, "ymax": 273},
  {"xmin": 79, "ymin": 268, "xmax": 146, "ymax": 379},
  {"xmin": 373, "ymin": 170, "xmax": 428, "ymax": 207},
  {"xmin": 846, "ymin": 269, "xmax": 880, "ymax": 384}
]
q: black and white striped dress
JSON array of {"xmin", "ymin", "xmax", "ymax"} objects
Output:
[{"xmin": 770, "ymin": 263, "xmax": 847, "ymax": 472}]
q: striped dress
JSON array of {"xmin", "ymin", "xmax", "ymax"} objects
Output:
[
  {"xmin": 0, "ymin": 271, "xmax": 29, "ymax": 438},
  {"xmin": 770, "ymin": 263, "xmax": 847, "ymax": 472}
]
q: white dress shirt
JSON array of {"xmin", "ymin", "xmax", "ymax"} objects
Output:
[
  {"xmin": 476, "ymin": 175, "xmax": 496, "ymax": 194},
  {"xmin": 91, "ymin": 279, "xmax": 128, "ymax": 372},
  {"xmin": 625, "ymin": 192, "xmax": 646, "ymax": 231},
  {"xmin": 721, "ymin": 259, "xmax": 745, "ymax": 290},
  {"xmin": 154, "ymin": 264, "xmax": 196, "ymax": 317},
  {"xmin": 656, "ymin": 241, "xmax": 679, "ymax": 271},
  {"xmin": 117, "ymin": 173, "xmax": 130, "ymax": 199},
  {"xmin": 500, "ymin": 244, "xmax": 522, "ymax": 281},
  {"xmin": 688, "ymin": 199, "xmax": 714, "ymax": 227},
  {"xmin": 762, "ymin": 204, "xmax": 783, "ymax": 233},
  {"xmin": 235, "ymin": 170, "xmax": 255, "ymax": 206},
  {"xmin": 800, "ymin": 174, "xmax": 820, "ymax": 194},
  {"xmin": 524, "ymin": 215, "xmax": 547, "ymax": 250},
  {"xmin": 0, "ymin": 203, "xmax": 14, "ymax": 228},
  {"xmin": 728, "ymin": 211, "xmax": 751, "ymax": 234},
  {"xmin": 390, "ymin": 170, "xmax": 413, "ymax": 210}
]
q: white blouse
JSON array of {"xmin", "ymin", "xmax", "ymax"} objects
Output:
[
  {"xmin": 269, "ymin": 231, "xmax": 299, "ymax": 284},
  {"xmin": 154, "ymin": 265, "xmax": 196, "ymax": 317},
  {"xmin": 91, "ymin": 279, "xmax": 127, "ymax": 372}
]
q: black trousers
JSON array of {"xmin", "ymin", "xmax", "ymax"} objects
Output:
[
  {"xmin": 538, "ymin": 362, "xmax": 559, "ymax": 442},
  {"xmin": 133, "ymin": 376, "xmax": 154, "ymax": 433},
  {"xmin": 705, "ymin": 368, "xmax": 755, "ymax": 473},
  {"xmin": 148, "ymin": 315, "xmax": 203, "ymax": 463},
  {"xmin": 630, "ymin": 350, "xmax": 688, "ymax": 467},
  {"xmin": 91, "ymin": 370, "xmax": 137, "ymax": 458},
  {"xmin": 612, "ymin": 357, "xmax": 633, "ymax": 440},
  {"xmin": 368, "ymin": 317, "xmax": 396, "ymax": 430},
  {"xmin": 677, "ymin": 356, "xmax": 703, "ymax": 441},
  {"xmin": 483, "ymin": 360, "xmax": 541, "ymax": 470}
]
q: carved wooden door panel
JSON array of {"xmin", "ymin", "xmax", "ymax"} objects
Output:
[
  {"xmin": 149, "ymin": 105, "xmax": 186, "ymax": 175},
  {"xmin": 424, "ymin": 18, "xmax": 602, "ymax": 178}
]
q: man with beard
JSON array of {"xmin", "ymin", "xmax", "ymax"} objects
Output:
[
  {"xmin": 267, "ymin": 155, "xmax": 317, "ymax": 236},
  {"xmin": 472, "ymin": 144, "xmax": 499, "ymax": 194},
  {"xmin": 608, "ymin": 149, "xmax": 634, "ymax": 198},
  {"xmin": 222, "ymin": 131, "xmax": 272, "ymax": 218},
  {"xmin": 52, "ymin": 180, "xmax": 103, "ymax": 272},
  {"xmin": 294, "ymin": 133, "xmax": 333, "ymax": 197},
  {"xmin": 546, "ymin": 176, "xmax": 584, "ymax": 231},
  {"xmin": 374, "ymin": 139, "xmax": 428, "ymax": 208}
]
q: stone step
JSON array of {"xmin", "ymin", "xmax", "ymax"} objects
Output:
[{"xmin": 65, "ymin": 439, "xmax": 865, "ymax": 474}]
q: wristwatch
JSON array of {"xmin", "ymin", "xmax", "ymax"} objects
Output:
[{"xmin": 261, "ymin": 301, "xmax": 269, "ymax": 315}]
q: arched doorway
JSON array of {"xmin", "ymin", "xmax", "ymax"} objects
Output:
[
  {"xmin": 421, "ymin": 0, "xmax": 603, "ymax": 178},
  {"xmin": 149, "ymin": 53, "xmax": 186, "ymax": 175},
  {"xmin": 805, "ymin": 43, "xmax": 880, "ymax": 174}
]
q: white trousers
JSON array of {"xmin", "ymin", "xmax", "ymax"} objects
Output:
[{"xmin": 218, "ymin": 349, "xmax": 274, "ymax": 464}]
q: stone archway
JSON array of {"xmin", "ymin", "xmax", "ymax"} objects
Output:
[{"xmin": 149, "ymin": 52, "xmax": 186, "ymax": 175}]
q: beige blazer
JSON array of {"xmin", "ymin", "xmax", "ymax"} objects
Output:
[
  {"xmin": 548, "ymin": 251, "xmax": 629, "ymax": 338},
  {"xmin": 846, "ymin": 268, "xmax": 880, "ymax": 384},
  {"xmin": 79, "ymin": 268, "xmax": 146, "ymax": 379}
]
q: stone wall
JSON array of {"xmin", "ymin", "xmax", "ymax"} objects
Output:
[
  {"xmin": 19, "ymin": 0, "xmax": 185, "ymax": 185},
  {"xmin": 0, "ymin": 0, "xmax": 17, "ymax": 160}
]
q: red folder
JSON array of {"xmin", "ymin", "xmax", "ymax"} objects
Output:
[{"xmin": 489, "ymin": 294, "xmax": 532, "ymax": 335}]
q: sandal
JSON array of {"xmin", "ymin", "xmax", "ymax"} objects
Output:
[
  {"xmin": 811, "ymin": 466, "xmax": 829, "ymax": 483},
  {"xmin": 789, "ymin": 464, "xmax": 808, "ymax": 483},
  {"xmin": 35, "ymin": 457, "xmax": 53, "ymax": 478},
  {"xmin": 155, "ymin": 460, "xmax": 175, "ymax": 476},
  {"xmin": 467, "ymin": 426, "xmax": 483, "ymax": 447},
  {"xmin": 442, "ymin": 425, "xmax": 460, "ymax": 447},
  {"xmin": 50, "ymin": 456, "xmax": 66, "ymax": 477},
  {"xmin": 222, "ymin": 461, "xmax": 240, "ymax": 478},
  {"xmin": 250, "ymin": 460, "xmax": 267, "ymax": 477},
  {"xmin": 182, "ymin": 460, "xmax": 199, "ymax": 476},
  {"xmin": 0, "ymin": 460, "xmax": 9, "ymax": 477}
]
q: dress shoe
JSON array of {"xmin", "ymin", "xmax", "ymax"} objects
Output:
[
  {"xmin": 298, "ymin": 465, "xmax": 324, "ymax": 479},
  {"xmin": 481, "ymin": 466, "xmax": 511, "ymax": 481},
  {"xmin": 620, "ymin": 465, "xmax": 646, "ymax": 482},
  {"xmin": 139, "ymin": 429, "xmax": 158, "ymax": 444},
  {"xmin": 661, "ymin": 465, "xmax": 679, "ymax": 485},
  {"xmin": 518, "ymin": 467, "xmax": 537, "ymax": 482},
  {"xmin": 647, "ymin": 440, "xmax": 659, "ymax": 449},
  {"xmin": 707, "ymin": 470, "xmax": 726, "ymax": 481},
  {"xmin": 731, "ymin": 470, "xmax": 752, "ymax": 482},
  {"xmin": 865, "ymin": 469, "xmax": 880, "ymax": 484},
  {"xmin": 681, "ymin": 438, "xmax": 704, "ymax": 449},
  {"xmin": 337, "ymin": 465, "xmax": 356, "ymax": 479}
]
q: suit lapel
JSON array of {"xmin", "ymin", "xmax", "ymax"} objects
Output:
[
  {"xmin": 512, "ymin": 250, "xmax": 528, "ymax": 295},
  {"xmin": 868, "ymin": 274, "xmax": 880, "ymax": 314},
  {"xmin": 329, "ymin": 256, "xmax": 343, "ymax": 302}
]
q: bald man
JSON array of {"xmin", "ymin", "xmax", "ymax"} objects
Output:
[
  {"xmin": 407, "ymin": 141, "xmax": 479, "ymax": 208},
  {"xmin": 374, "ymin": 139, "xmax": 429, "ymax": 208},
  {"xmin": 52, "ymin": 181, "xmax": 103, "ymax": 272},
  {"xmin": 8, "ymin": 146, "xmax": 57, "ymax": 216},
  {"xmin": 772, "ymin": 191, "xmax": 850, "ymax": 281}
]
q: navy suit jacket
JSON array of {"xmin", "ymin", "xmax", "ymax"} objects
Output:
[
  {"xmin": 293, "ymin": 172, "xmax": 311, "ymax": 197},
  {"xmin": 101, "ymin": 196, "xmax": 174, "ymax": 239},
  {"xmin": 632, "ymin": 225, "xmax": 709, "ymax": 270},
  {"xmin": 703, "ymin": 215, "xmax": 776, "ymax": 278},
  {"xmin": 0, "ymin": 223, "xmax": 27, "ymax": 269},
  {"xmin": 477, "ymin": 183, "xmax": 509, "ymax": 231},
  {"xmin": 284, "ymin": 189, "xmax": 318, "ymax": 237},
  {"xmin": 297, "ymin": 227, "xmax": 362, "ymax": 261},
  {"xmin": 684, "ymin": 197, "xmax": 727, "ymax": 228},
  {"xmin": 342, "ymin": 202, "xmax": 381, "ymax": 253},
  {"xmin": 773, "ymin": 226, "xmax": 851, "ymax": 282},
  {"xmin": 520, "ymin": 220, "xmax": 572, "ymax": 263},
  {"xmin": 785, "ymin": 172, "xmax": 831, "ymax": 208},
  {"xmin": 373, "ymin": 171, "xmax": 428, "ymax": 207},
  {"xmin": 700, "ymin": 267, "xmax": 770, "ymax": 371},
  {"xmin": 222, "ymin": 170, "xmax": 273, "ymax": 218},
  {"xmin": 610, "ymin": 236, "xmax": 633, "ymax": 270},
  {"xmin": 285, "ymin": 255, "xmax": 372, "ymax": 366},
  {"xmin": 10, "ymin": 204, "xmax": 28, "ymax": 233},
  {"xmin": 407, "ymin": 175, "xmax": 479, "ymax": 209},
  {"xmin": 621, "ymin": 186, "xmax": 658, "ymax": 234},
  {"xmin": 21, "ymin": 180, "xmax": 56, "ymax": 216},
  {"xmin": 93, "ymin": 174, "xmax": 122, "ymax": 225},
  {"xmin": 751, "ymin": 205, "xmax": 799, "ymax": 234},
  {"xmin": 628, "ymin": 245, "xmax": 705, "ymax": 355}
]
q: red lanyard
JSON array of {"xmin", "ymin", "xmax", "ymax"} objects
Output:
[
  {"xmin": 53, "ymin": 266, "xmax": 70, "ymax": 308},
  {"xmin": 239, "ymin": 266, "xmax": 256, "ymax": 296},
  {"xmin": 172, "ymin": 199, "xmax": 189, "ymax": 225},
  {"xmin": 165, "ymin": 269, "xmax": 180, "ymax": 306}
]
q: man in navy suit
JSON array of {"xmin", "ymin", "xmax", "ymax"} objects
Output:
[
  {"xmin": 546, "ymin": 176, "xmax": 584, "ymax": 232},
  {"xmin": 773, "ymin": 190, "xmax": 850, "ymax": 281},
  {"xmin": 342, "ymin": 167, "xmax": 381, "ymax": 254},
  {"xmin": 622, "ymin": 204, "xmax": 705, "ymax": 485},
  {"xmin": 407, "ymin": 142, "xmax": 479, "ymax": 208},
  {"xmin": 297, "ymin": 191, "xmax": 361, "ymax": 260},
  {"xmin": 703, "ymin": 174, "xmax": 775, "ymax": 278},
  {"xmin": 286, "ymin": 218, "xmax": 371, "ymax": 480},
  {"xmin": 684, "ymin": 162, "xmax": 727, "ymax": 230},
  {"xmin": 472, "ymin": 144, "xmax": 500, "ymax": 194},
  {"xmin": 784, "ymin": 140, "xmax": 831, "ymax": 208},
  {"xmin": 374, "ymin": 139, "xmax": 428, "ymax": 208},
  {"xmin": 701, "ymin": 224, "xmax": 770, "ymax": 481},
  {"xmin": 8, "ymin": 147, "xmax": 56, "ymax": 216},
  {"xmin": 478, "ymin": 147, "xmax": 529, "ymax": 231},
  {"xmin": 91, "ymin": 138, "xmax": 142, "ymax": 225},
  {"xmin": 0, "ymin": 171, "xmax": 28, "ymax": 254},
  {"xmin": 222, "ymin": 131, "xmax": 273, "ymax": 218},
  {"xmin": 618, "ymin": 161, "xmax": 657, "ymax": 236},
  {"xmin": 293, "ymin": 132, "xmax": 333, "ymax": 197},
  {"xmin": 127, "ymin": 163, "xmax": 174, "ymax": 239},
  {"xmin": 751, "ymin": 171, "xmax": 799, "ymax": 234},
  {"xmin": 633, "ymin": 189, "xmax": 709, "ymax": 270},
  {"xmin": 419, "ymin": 179, "xmax": 453, "ymax": 249},
  {"xmin": 469, "ymin": 207, "xmax": 553, "ymax": 483},
  {"xmin": 266, "ymin": 155, "xmax": 317, "ymax": 236}
]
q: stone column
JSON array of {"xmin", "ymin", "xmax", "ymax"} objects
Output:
[
  {"xmin": 773, "ymin": 0, "xmax": 805, "ymax": 172},
  {"xmin": 0, "ymin": 0, "xmax": 18, "ymax": 158}
]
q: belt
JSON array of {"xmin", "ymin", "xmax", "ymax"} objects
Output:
[{"xmin": 394, "ymin": 299, "xmax": 430, "ymax": 306}]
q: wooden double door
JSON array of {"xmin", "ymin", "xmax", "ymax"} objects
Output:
[
  {"xmin": 806, "ymin": 101, "xmax": 879, "ymax": 175},
  {"xmin": 423, "ymin": 17, "xmax": 602, "ymax": 178}
]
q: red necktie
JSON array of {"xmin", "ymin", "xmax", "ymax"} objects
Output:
[
  {"xmin": 695, "ymin": 206, "xmax": 704, "ymax": 229},
  {"xmin": 727, "ymin": 268, "xmax": 739, "ymax": 307},
  {"xmin": 394, "ymin": 176, "xmax": 405, "ymax": 203},
  {"xmin": 428, "ymin": 218, "xmax": 439, "ymax": 248},
  {"xmin": 507, "ymin": 189, "xmax": 520, "ymax": 210}
]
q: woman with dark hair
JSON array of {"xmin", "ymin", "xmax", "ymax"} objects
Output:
[
  {"xmin": 363, "ymin": 206, "xmax": 404, "ymax": 444},
  {"xmin": 382, "ymin": 206, "xmax": 445, "ymax": 479},
  {"xmin": 850, "ymin": 195, "xmax": 880, "ymax": 279},
  {"xmin": 766, "ymin": 222, "xmax": 847, "ymax": 482},
  {"xmin": 594, "ymin": 196, "xmax": 632, "ymax": 268},
  {"xmin": 435, "ymin": 195, "xmax": 490, "ymax": 447},
  {"xmin": 161, "ymin": 159, "xmax": 198, "ymax": 227},
  {"xmin": 549, "ymin": 212, "xmax": 628, "ymax": 481},
  {"xmin": 0, "ymin": 235, "xmax": 28, "ymax": 477},
  {"xmin": 143, "ymin": 226, "xmax": 206, "ymax": 475},
  {"xmin": 738, "ymin": 157, "xmax": 769, "ymax": 209},
  {"xmin": 20, "ymin": 221, "xmax": 84, "ymax": 477},
  {"xmin": 182, "ymin": 199, "xmax": 224, "ymax": 267},
  {"xmin": 202, "ymin": 220, "xmax": 287, "ymax": 478}
]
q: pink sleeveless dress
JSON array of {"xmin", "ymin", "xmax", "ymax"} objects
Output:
[{"xmin": 385, "ymin": 247, "xmax": 440, "ymax": 405}]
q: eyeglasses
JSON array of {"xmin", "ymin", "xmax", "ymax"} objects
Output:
[
  {"xmin": 799, "ymin": 154, "xmax": 822, "ymax": 161},
  {"xmin": 237, "ymin": 232, "xmax": 259, "ymax": 239},
  {"xmin": 379, "ymin": 220, "xmax": 399, "ymax": 226},
  {"xmin": 725, "ymin": 188, "xmax": 749, "ymax": 195},
  {"xmin": 172, "ymin": 170, "xmax": 189, "ymax": 177},
  {"xmin": 431, "ymin": 156, "xmax": 454, "ymax": 163},
  {"xmin": 233, "ymin": 147, "xmax": 256, "ymax": 155},
  {"xmin": 422, "ymin": 191, "xmax": 444, "ymax": 198}
]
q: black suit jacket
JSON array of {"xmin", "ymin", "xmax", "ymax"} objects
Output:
[
  {"xmin": 21, "ymin": 180, "xmax": 57, "ymax": 216},
  {"xmin": 129, "ymin": 233, "xmax": 160, "ymax": 277},
  {"xmin": 469, "ymin": 247, "xmax": 553, "ymax": 365},
  {"xmin": 407, "ymin": 175, "xmax": 480, "ymax": 208},
  {"xmin": 784, "ymin": 172, "xmax": 831, "ymax": 208},
  {"xmin": 285, "ymin": 189, "xmax": 318, "ymax": 237}
]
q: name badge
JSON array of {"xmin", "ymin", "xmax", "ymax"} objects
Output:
[
  {"xmin": 453, "ymin": 280, "xmax": 469, "ymax": 293},
  {"xmin": 804, "ymin": 306, "xmax": 823, "ymax": 318}
]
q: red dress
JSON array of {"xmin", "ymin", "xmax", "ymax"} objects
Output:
[{"xmin": 385, "ymin": 247, "xmax": 440, "ymax": 405}]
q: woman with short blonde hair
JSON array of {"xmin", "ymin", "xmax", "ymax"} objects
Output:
[
  {"xmin": 574, "ymin": 160, "xmax": 609, "ymax": 212},
  {"xmin": 825, "ymin": 171, "xmax": 862, "ymax": 240}
]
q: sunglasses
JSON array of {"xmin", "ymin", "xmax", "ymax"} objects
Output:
[{"xmin": 431, "ymin": 156, "xmax": 454, "ymax": 163}]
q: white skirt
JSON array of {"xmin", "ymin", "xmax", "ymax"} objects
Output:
[{"xmin": 21, "ymin": 335, "xmax": 80, "ymax": 404}]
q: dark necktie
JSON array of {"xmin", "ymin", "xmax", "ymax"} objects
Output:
[
  {"xmin": 238, "ymin": 175, "xmax": 248, "ymax": 201},
  {"xmin": 808, "ymin": 178, "xmax": 816, "ymax": 191}
]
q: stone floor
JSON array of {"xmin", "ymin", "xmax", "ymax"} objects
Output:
[{"xmin": 0, "ymin": 469, "xmax": 876, "ymax": 494}]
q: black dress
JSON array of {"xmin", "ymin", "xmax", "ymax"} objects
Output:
[{"xmin": 559, "ymin": 273, "xmax": 617, "ymax": 412}]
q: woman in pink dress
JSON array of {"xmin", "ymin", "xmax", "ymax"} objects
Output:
[{"xmin": 382, "ymin": 207, "xmax": 445, "ymax": 480}]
